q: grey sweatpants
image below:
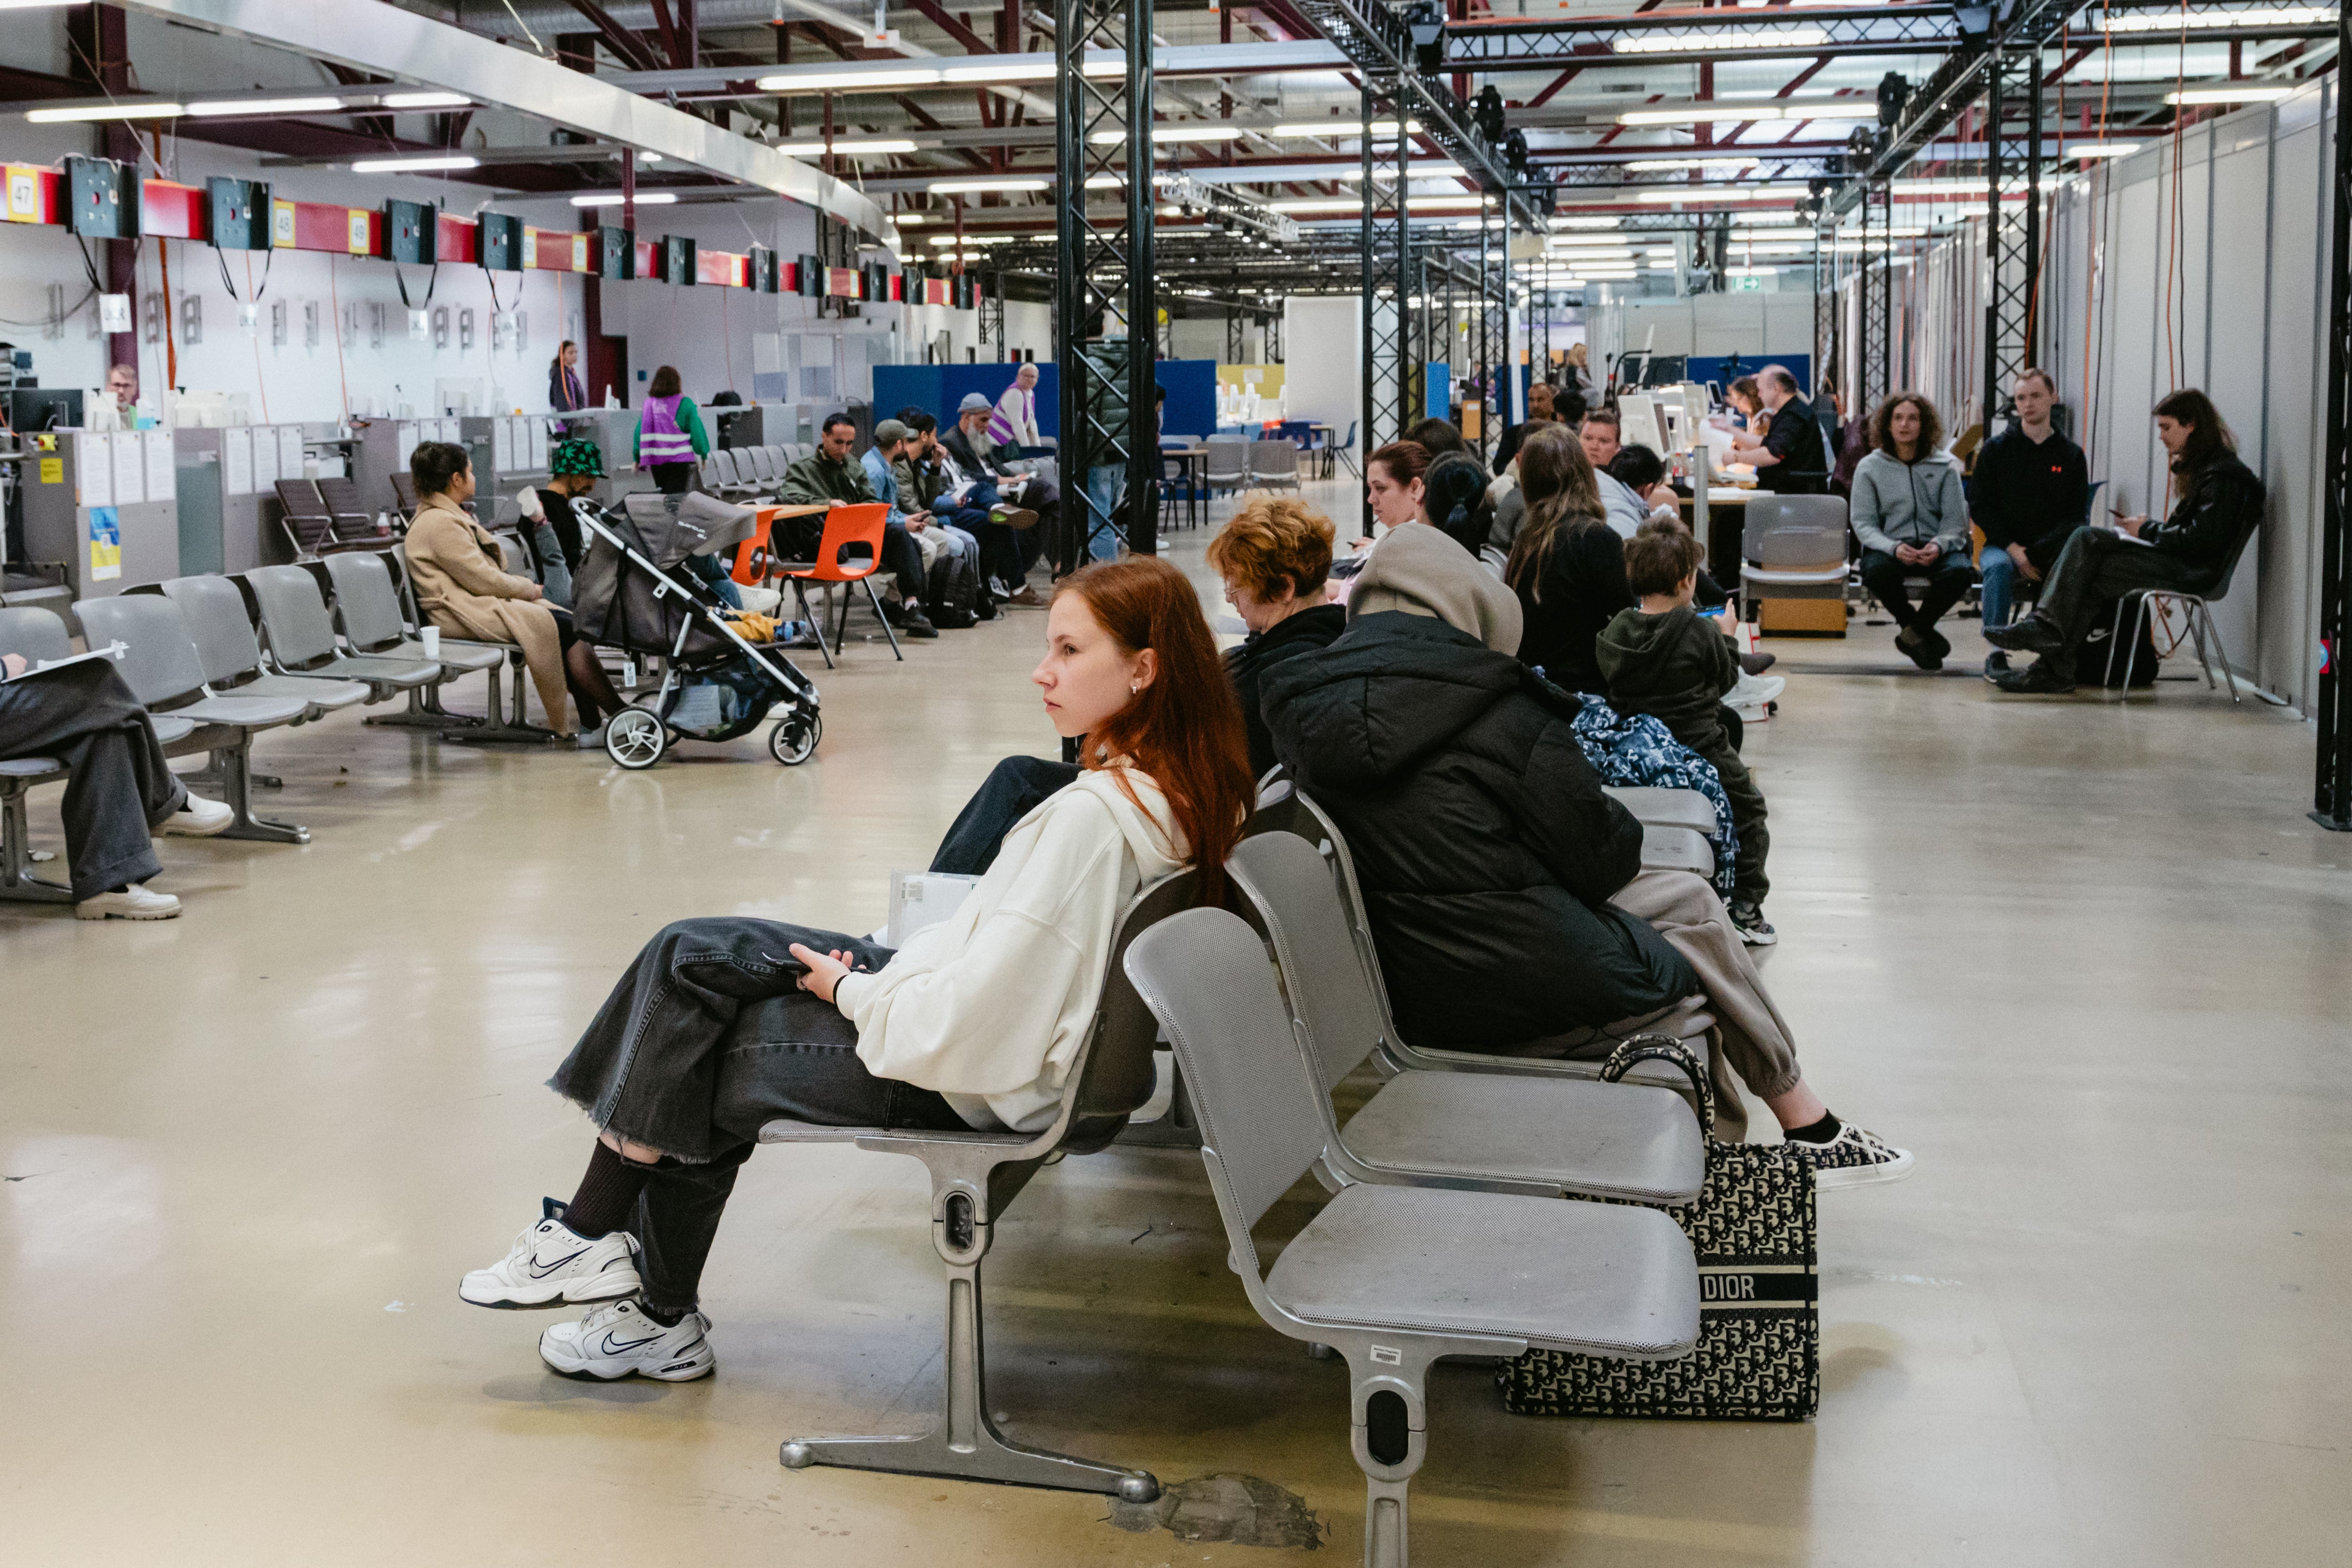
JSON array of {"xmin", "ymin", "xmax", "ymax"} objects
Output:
[
  {"xmin": 1609, "ymin": 869, "xmax": 1804, "ymax": 1141},
  {"xmin": 0, "ymin": 660, "xmax": 187, "ymax": 900}
]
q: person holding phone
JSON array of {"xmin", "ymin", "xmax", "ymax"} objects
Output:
[{"xmin": 1986, "ymin": 390, "xmax": 2263, "ymax": 693}]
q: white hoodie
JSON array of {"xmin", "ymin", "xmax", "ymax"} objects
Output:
[{"xmin": 835, "ymin": 767, "xmax": 1188, "ymax": 1132}]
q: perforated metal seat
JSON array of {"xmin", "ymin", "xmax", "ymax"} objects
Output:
[
  {"xmin": 1123, "ymin": 907, "xmax": 1697, "ymax": 1568},
  {"xmin": 159, "ymin": 574, "xmax": 369, "ymax": 716},
  {"xmin": 245, "ymin": 565, "xmax": 442, "ymax": 697}
]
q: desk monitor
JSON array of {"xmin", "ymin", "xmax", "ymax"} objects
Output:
[
  {"xmin": 1617, "ymin": 392, "xmax": 1668, "ymax": 458},
  {"xmin": 8, "ymin": 388, "xmax": 81, "ymax": 432}
]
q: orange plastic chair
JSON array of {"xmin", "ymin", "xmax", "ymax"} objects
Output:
[
  {"xmin": 731, "ymin": 504, "xmax": 802, "ymax": 587},
  {"xmin": 783, "ymin": 502, "xmax": 900, "ymax": 665}
]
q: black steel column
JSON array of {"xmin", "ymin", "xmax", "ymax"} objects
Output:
[
  {"xmin": 2317, "ymin": 52, "xmax": 2352, "ymax": 830},
  {"xmin": 1983, "ymin": 38, "xmax": 2043, "ymax": 428},
  {"xmin": 1362, "ymin": 88, "xmax": 1413, "ymax": 535},
  {"xmin": 1055, "ymin": 0, "xmax": 1156, "ymax": 556}
]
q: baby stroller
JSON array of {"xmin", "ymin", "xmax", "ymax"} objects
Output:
[{"xmin": 570, "ymin": 491, "xmax": 823, "ymax": 770}]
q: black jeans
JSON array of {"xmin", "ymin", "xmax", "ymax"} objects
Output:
[
  {"xmin": 1859, "ymin": 548, "xmax": 1975, "ymax": 634},
  {"xmin": 649, "ymin": 462, "xmax": 695, "ymax": 495},
  {"xmin": 548, "ymin": 916, "xmax": 967, "ymax": 1313},
  {"xmin": 929, "ymin": 755, "xmax": 1081, "ymax": 876},
  {"xmin": 2035, "ymin": 528, "xmax": 2212, "ymax": 655},
  {"xmin": 0, "ymin": 661, "xmax": 186, "ymax": 900}
]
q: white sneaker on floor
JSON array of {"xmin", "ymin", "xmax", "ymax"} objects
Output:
[
  {"xmin": 459, "ymin": 1199, "xmax": 643, "ymax": 1308},
  {"xmin": 540, "ymin": 1299, "xmax": 716, "ymax": 1382},
  {"xmin": 73, "ymin": 884, "xmax": 182, "ymax": 921},
  {"xmin": 1787, "ymin": 1124, "xmax": 1915, "ymax": 1190},
  {"xmin": 160, "ymin": 794, "xmax": 234, "ymax": 837},
  {"xmin": 576, "ymin": 724, "xmax": 608, "ymax": 751},
  {"xmin": 1726, "ymin": 672, "xmax": 1786, "ymax": 711}
]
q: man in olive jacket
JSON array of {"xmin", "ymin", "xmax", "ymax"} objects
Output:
[{"xmin": 778, "ymin": 412, "xmax": 934, "ymax": 637}]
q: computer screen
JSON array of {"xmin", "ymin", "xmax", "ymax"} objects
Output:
[{"xmin": 8, "ymin": 388, "xmax": 82, "ymax": 432}]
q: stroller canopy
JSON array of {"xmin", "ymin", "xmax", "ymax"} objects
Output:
[{"xmin": 615, "ymin": 490, "xmax": 759, "ymax": 568}]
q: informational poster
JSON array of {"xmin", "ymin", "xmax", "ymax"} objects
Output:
[
  {"xmin": 395, "ymin": 421, "xmax": 419, "ymax": 473},
  {"xmin": 111, "ymin": 430, "xmax": 143, "ymax": 506},
  {"xmin": 492, "ymin": 417, "xmax": 515, "ymax": 474},
  {"xmin": 143, "ymin": 429, "xmax": 175, "ymax": 501},
  {"xmin": 252, "ymin": 424, "xmax": 280, "ymax": 493},
  {"xmin": 222, "ymin": 427, "xmax": 253, "ymax": 495},
  {"xmin": 87, "ymin": 508, "xmax": 121, "ymax": 581},
  {"xmin": 39, "ymin": 456, "xmax": 61, "ymax": 486},
  {"xmin": 76, "ymin": 432, "xmax": 111, "ymax": 509},
  {"xmin": 527, "ymin": 419, "xmax": 548, "ymax": 471},
  {"xmin": 278, "ymin": 424, "xmax": 305, "ymax": 477}
]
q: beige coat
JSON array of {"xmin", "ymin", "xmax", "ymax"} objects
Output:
[{"xmin": 402, "ymin": 499, "xmax": 572, "ymax": 730}]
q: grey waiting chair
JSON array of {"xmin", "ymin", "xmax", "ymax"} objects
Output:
[
  {"xmin": 768, "ymin": 868, "xmax": 1200, "ymax": 1506},
  {"xmin": 318, "ymin": 552, "xmax": 555, "ymax": 744},
  {"xmin": 1203, "ymin": 435, "xmax": 1249, "ymax": 499},
  {"xmin": 2111, "ymin": 509, "xmax": 2263, "ymax": 701},
  {"xmin": 1247, "ymin": 438, "xmax": 1301, "ymax": 494},
  {"xmin": 74, "ymin": 592, "xmax": 314, "ymax": 844},
  {"xmin": 1123, "ymin": 907, "xmax": 1700, "ymax": 1568},
  {"xmin": 0, "ymin": 605, "xmax": 78, "ymax": 903},
  {"xmin": 245, "ymin": 565, "xmax": 444, "ymax": 709},
  {"xmin": 1739, "ymin": 494, "xmax": 1850, "ymax": 621},
  {"xmin": 1604, "ymin": 784, "xmax": 1721, "ymax": 878},
  {"xmin": 1227, "ymin": 830, "xmax": 1706, "ymax": 1205},
  {"xmin": 157, "ymin": 574, "xmax": 370, "ymax": 720}
]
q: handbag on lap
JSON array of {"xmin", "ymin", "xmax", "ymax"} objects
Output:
[{"xmin": 1498, "ymin": 1037, "xmax": 1819, "ymax": 1422}]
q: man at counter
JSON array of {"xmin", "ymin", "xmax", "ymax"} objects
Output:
[{"xmin": 1731, "ymin": 366, "xmax": 1828, "ymax": 495}]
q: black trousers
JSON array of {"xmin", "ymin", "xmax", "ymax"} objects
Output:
[
  {"xmin": 649, "ymin": 462, "xmax": 695, "ymax": 495},
  {"xmin": 2036, "ymin": 528, "xmax": 2213, "ymax": 655},
  {"xmin": 1859, "ymin": 548, "xmax": 1975, "ymax": 633},
  {"xmin": 0, "ymin": 661, "xmax": 185, "ymax": 901}
]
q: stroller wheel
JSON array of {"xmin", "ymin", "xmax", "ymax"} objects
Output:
[
  {"xmin": 606, "ymin": 708, "xmax": 667, "ymax": 770},
  {"xmin": 770, "ymin": 710, "xmax": 821, "ymax": 766}
]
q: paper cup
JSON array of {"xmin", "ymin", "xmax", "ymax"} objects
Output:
[{"xmin": 420, "ymin": 626, "xmax": 441, "ymax": 658}]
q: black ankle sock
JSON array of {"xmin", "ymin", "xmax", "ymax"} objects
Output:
[
  {"xmin": 636, "ymin": 1301, "xmax": 689, "ymax": 1329},
  {"xmin": 563, "ymin": 1141, "xmax": 652, "ymax": 1240},
  {"xmin": 1783, "ymin": 1111, "xmax": 1843, "ymax": 1146}
]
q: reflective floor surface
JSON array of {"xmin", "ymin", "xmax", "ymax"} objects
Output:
[{"xmin": 4, "ymin": 478, "xmax": 2346, "ymax": 1566}]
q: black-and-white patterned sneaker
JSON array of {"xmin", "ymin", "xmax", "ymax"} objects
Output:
[{"xmin": 1787, "ymin": 1124, "xmax": 1914, "ymax": 1190}]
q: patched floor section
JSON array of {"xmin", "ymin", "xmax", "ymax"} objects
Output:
[{"xmin": 1108, "ymin": 1472, "xmax": 1327, "ymax": 1549}]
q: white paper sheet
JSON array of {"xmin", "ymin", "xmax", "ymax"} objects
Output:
[
  {"xmin": 492, "ymin": 417, "xmax": 515, "ymax": 474},
  {"xmin": 77, "ymin": 433, "xmax": 112, "ymax": 509},
  {"xmin": 278, "ymin": 424, "xmax": 305, "ymax": 477},
  {"xmin": 222, "ymin": 428, "xmax": 253, "ymax": 495},
  {"xmin": 252, "ymin": 425, "xmax": 281, "ymax": 492},
  {"xmin": 527, "ymin": 419, "xmax": 548, "ymax": 470},
  {"xmin": 143, "ymin": 429, "xmax": 175, "ymax": 501},
  {"xmin": 112, "ymin": 430, "xmax": 144, "ymax": 505},
  {"xmin": 394, "ymin": 422, "xmax": 419, "ymax": 473}
]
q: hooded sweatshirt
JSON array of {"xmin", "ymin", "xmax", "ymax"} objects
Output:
[
  {"xmin": 1349, "ymin": 521, "xmax": 1524, "ymax": 653},
  {"xmin": 1261, "ymin": 608, "xmax": 1697, "ymax": 1050},
  {"xmin": 1596, "ymin": 604, "xmax": 1743, "ymax": 756},
  {"xmin": 836, "ymin": 767, "xmax": 1186, "ymax": 1132},
  {"xmin": 1849, "ymin": 448, "xmax": 1971, "ymax": 559}
]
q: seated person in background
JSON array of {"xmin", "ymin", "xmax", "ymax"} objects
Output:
[
  {"xmin": 1364, "ymin": 440, "xmax": 1431, "ymax": 537},
  {"xmin": 1494, "ymin": 380, "xmax": 1556, "ymax": 472},
  {"xmin": 1419, "ymin": 451, "xmax": 1494, "ymax": 560},
  {"xmin": 1851, "ymin": 392, "xmax": 1973, "ymax": 672},
  {"xmin": 987, "ymin": 361, "xmax": 1045, "ymax": 451},
  {"xmin": 1730, "ymin": 366, "xmax": 1828, "ymax": 494},
  {"xmin": 865, "ymin": 418, "xmax": 982, "ymax": 624},
  {"xmin": 1502, "ymin": 424, "xmax": 1630, "ymax": 697},
  {"xmin": 899, "ymin": 408, "xmax": 1037, "ymax": 607},
  {"xmin": 1258, "ymin": 522, "xmax": 1909, "ymax": 1177},
  {"xmin": 1971, "ymin": 368, "xmax": 2090, "ymax": 675},
  {"xmin": 1205, "ymin": 497, "xmax": 1348, "ymax": 778},
  {"xmin": 1608, "ymin": 445, "xmax": 1756, "ymax": 645},
  {"xmin": 403, "ymin": 441, "xmax": 625, "ymax": 742},
  {"xmin": 1580, "ymin": 409, "xmax": 1680, "ymax": 540},
  {"xmin": 779, "ymin": 413, "xmax": 938, "ymax": 640},
  {"xmin": 1406, "ymin": 416, "xmax": 1469, "ymax": 460},
  {"xmin": 1988, "ymin": 389, "xmax": 2264, "ymax": 694},
  {"xmin": 0, "ymin": 652, "xmax": 233, "ymax": 920},
  {"xmin": 533, "ymin": 438, "xmax": 605, "ymax": 580},
  {"xmin": 943, "ymin": 393, "xmax": 1057, "ymax": 557},
  {"xmin": 457, "ymin": 561, "xmax": 1254, "ymax": 1381},
  {"xmin": 1598, "ymin": 520, "xmax": 1775, "ymax": 946}
]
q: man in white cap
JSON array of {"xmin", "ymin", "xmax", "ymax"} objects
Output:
[{"xmin": 942, "ymin": 391, "xmax": 1062, "ymax": 589}]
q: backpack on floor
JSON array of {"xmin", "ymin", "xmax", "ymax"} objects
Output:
[
  {"xmin": 2074, "ymin": 597, "xmax": 2160, "ymax": 689},
  {"xmin": 925, "ymin": 542, "xmax": 982, "ymax": 630},
  {"xmin": 1498, "ymin": 1038, "xmax": 1820, "ymax": 1422}
]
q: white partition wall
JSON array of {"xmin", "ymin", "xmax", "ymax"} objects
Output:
[{"xmin": 1281, "ymin": 296, "xmax": 1363, "ymax": 430}]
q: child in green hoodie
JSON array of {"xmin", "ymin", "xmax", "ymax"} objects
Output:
[{"xmin": 1596, "ymin": 518, "xmax": 1775, "ymax": 945}]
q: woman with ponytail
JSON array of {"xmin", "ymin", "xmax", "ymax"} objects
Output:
[{"xmin": 457, "ymin": 558, "xmax": 1252, "ymax": 1383}]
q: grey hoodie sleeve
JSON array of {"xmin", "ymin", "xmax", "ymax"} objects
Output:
[
  {"xmin": 1849, "ymin": 456, "xmax": 1898, "ymax": 556},
  {"xmin": 1929, "ymin": 460, "xmax": 1972, "ymax": 557}
]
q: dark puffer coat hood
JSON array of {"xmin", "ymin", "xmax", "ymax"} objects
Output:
[{"xmin": 1261, "ymin": 611, "xmax": 1698, "ymax": 1049}]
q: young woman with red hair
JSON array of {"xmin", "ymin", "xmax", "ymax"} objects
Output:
[{"xmin": 459, "ymin": 558, "xmax": 1251, "ymax": 1382}]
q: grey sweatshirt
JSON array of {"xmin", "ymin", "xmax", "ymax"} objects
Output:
[{"xmin": 1850, "ymin": 449, "xmax": 1971, "ymax": 558}]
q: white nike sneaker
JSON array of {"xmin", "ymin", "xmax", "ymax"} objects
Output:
[
  {"xmin": 459, "ymin": 1199, "xmax": 643, "ymax": 1308},
  {"xmin": 160, "ymin": 793, "xmax": 235, "ymax": 837},
  {"xmin": 540, "ymin": 1299, "xmax": 716, "ymax": 1382},
  {"xmin": 74, "ymin": 884, "xmax": 182, "ymax": 921}
]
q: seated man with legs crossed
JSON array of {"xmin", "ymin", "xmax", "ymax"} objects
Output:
[
  {"xmin": 1971, "ymin": 368, "xmax": 2089, "ymax": 678},
  {"xmin": 943, "ymin": 393, "xmax": 1059, "ymax": 575},
  {"xmin": 865, "ymin": 418, "xmax": 982, "ymax": 627},
  {"xmin": 897, "ymin": 408, "xmax": 1038, "ymax": 607},
  {"xmin": 778, "ymin": 412, "xmax": 937, "ymax": 640}
]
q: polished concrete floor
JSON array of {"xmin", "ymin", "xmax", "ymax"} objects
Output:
[{"xmin": 4, "ymin": 478, "xmax": 2347, "ymax": 1566}]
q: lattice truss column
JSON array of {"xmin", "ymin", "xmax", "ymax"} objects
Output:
[
  {"xmin": 1361, "ymin": 83, "xmax": 1414, "ymax": 533},
  {"xmin": 1981, "ymin": 37, "xmax": 2043, "ymax": 428},
  {"xmin": 1055, "ymin": 0, "xmax": 1158, "ymax": 556}
]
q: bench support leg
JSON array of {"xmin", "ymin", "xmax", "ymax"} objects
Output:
[
  {"xmin": 211, "ymin": 741, "xmax": 309, "ymax": 845},
  {"xmin": 781, "ymin": 1188, "xmax": 1160, "ymax": 1503},
  {"xmin": 365, "ymin": 679, "xmax": 486, "ymax": 731},
  {"xmin": 0, "ymin": 784, "xmax": 72, "ymax": 903},
  {"xmin": 441, "ymin": 659, "xmax": 563, "ymax": 747}
]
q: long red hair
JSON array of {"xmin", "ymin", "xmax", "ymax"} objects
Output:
[{"xmin": 1057, "ymin": 557, "xmax": 1252, "ymax": 905}]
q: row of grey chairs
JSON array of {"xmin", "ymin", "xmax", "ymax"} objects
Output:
[
  {"xmin": 761, "ymin": 779, "xmax": 1706, "ymax": 1568},
  {"xmin": 703, "ymin": 442, "xmax": 814, "ymax": 501},
  {"xmin": 1201, "ymin": 435, "xmax": 1304, "ymax": 499}
]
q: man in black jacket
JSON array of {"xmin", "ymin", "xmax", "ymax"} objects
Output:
[
  {"xmin": 1731, "ymin": 365, "xmax": 1829, "ymax": 494},
  {"xmin": 1972, "ymin": 369, "xmax": 2090, "ymax": 674},
  {"xmin": 1261, "ymin": 525, "xmax": 1911, "ymax": 1176},
  {"xmin": 942, "ymin": 393, "xmax": 1061, "ymax": 573},
  {"xmin": 1986, "ymin": 390, "xmax": 2262, "ymax": 694}
]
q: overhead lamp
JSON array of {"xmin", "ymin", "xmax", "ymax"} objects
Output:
[
  {"xmin": 1617, "ymin": 99, "xmax": 1852, "ymax": 126},
  {"xmin": 1089, "ymin": 125, "xmax": 1243, "ymax": 145},
  {"xmin": 1550, "ymin": 215, "xmax": 1621, "ymax": 229},
  {"xmin": 2166, "ymin": 86, "xmax": 2294, "ymax": 104},
  {"xmin": 1726, "ymin": 266, "xmax": 1779, "ymax": 277},
  {"xmin": 930, "ymin": 178, "xmax": 1049, "ymax": 194},
  {"xmin": 2066, "ymin": 141, "xmax": 2145, "ymax": 159},
  {"xmin": 777, "ymin": 137, "xmax": 919, "ymax": 156},
  {"xmin": 2103, "ymin": 4, "xmax": 2328, "ymax": 30},
  {"xmin": 1645, "ymin": 246, "xmax": 1679, "ymax": 256},
  {"xmin": 188, "ymin": 95, "xmax": 344, "ymax": 117},
  {"xmin": 0, "ymin": 0, "xmax": 97, "ymax": 8},
  {"xmin": 928, "ymin": 233, "xmax": 1011, "ymax": 246},
  {"xmin": 354, "ymin": 154, "xmax": 481, "ymax": 173},
  {"xmin": 384, "ymin": 91, "xmax": 471, "ymax": 109},
  {"xmin": 893, "ymin": 214, "xmax": 929, "ymax": 225},
  {"xmin": 758, "ymin": 67, "xmax": 943, "ymax": 92},
  {"xmin": 1636, "ymin": 184, "xmax": 1807, "ymax": 203},
  {"xmin": 1618, "ymin": 27, "xmax": 1828, "ymax": 53},
  {"xmin": 28, "ymin": 100, "xmax": 183, "ymax": 122},
  {"xmin": 571, "ymin": 191, "xmax": 677, "ymax": 206},
  {"xmin": 940, "ymin": 60, "xmax": 1056, "ymax": 82},
  {"xmin": 1625, "ymin": 156, "xmax": 1762, "ymax": 172},
  {"xmin": 1268, "ymin": 119, "xmax": 1423, "ymax": 138}
]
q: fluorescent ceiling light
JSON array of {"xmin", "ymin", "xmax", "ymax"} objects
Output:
[
  {"xmin": 384, "ymin": 91, "xmax": 470, "ymax": 109},
  {"xmin": 353, "ymin": 154, "xmax": 480, "ymax": 173},
  {"xmin": 1726, "ymin": 266, "xmax": 1778, "ymax": 277},
  {"xmin": 1551, "ymin": 216, "xmax": 1621, "ymax": 230},
  {"xmin": 188, "ymin": 96, "xmax": 343, "ymax": 117},
  {"xmin": 1625, "ymin": 156, "xmax": 1762, "ymax": 172},
  {"xmin": 2066, "ymin": 141, "xmax": 2145, "ymax": 159},
  {"xmin": 2103, "ymin": 4, "xmax": 2329, "ymax": 30},
  {"xmin": 2167, "ymin": 86, "xmax": 2294, "ymax": 104},
  {"xmin": 1618, "ymin": 99, "xmax": 1851, "ymax": 126},
  {"xmin": 928, "ymin": 233, "xmax": 1011, "ymax": 246},
  {"xmin": 570, "ymin": 191, "xmax": 677, "ymax": 207},
  {"xmin": 777, "ymin": 138, "xmax": 918, "ymax": 156},
  {"xmin": 28, "ymin": 100, "xmax": 183, "ymax": 122},
  {"xmin": 1089, "ymin": 125, "xmax": 1243, "ymax": 145},
  {"xmin": 930, "ymin": 178, "xmax": 1048, "ymax": 193},
  {"xmin": 0, "ymin": 0, "xmax": 97, "ymax": 8},
  {"xmin": 940, "ymin": 61, "xmax": 1055, "ymax": 82},
  {"xmin": 1636, "ymin": 183, "xmax": 1806, "ymax": 203},
  {"xmin": 1618, "ymin": 27, "xmax": 1829, "ymax": 53},
  {"xmin": 1268, "ymin": 119, "xmax": 1422, "ymax": 138},
  {"xmin": 758, "ymin": 68, "xmax": 943, "ymax": 92}
]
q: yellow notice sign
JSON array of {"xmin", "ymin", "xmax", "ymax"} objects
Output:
[{"xmin": 38, "ymin": 456, "xmax": 62, "ymax": 484}]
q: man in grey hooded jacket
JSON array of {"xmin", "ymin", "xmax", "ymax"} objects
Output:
[{"xmin": 1850, "ymin": 393, "xmax": 1972, "ymax": 670}]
